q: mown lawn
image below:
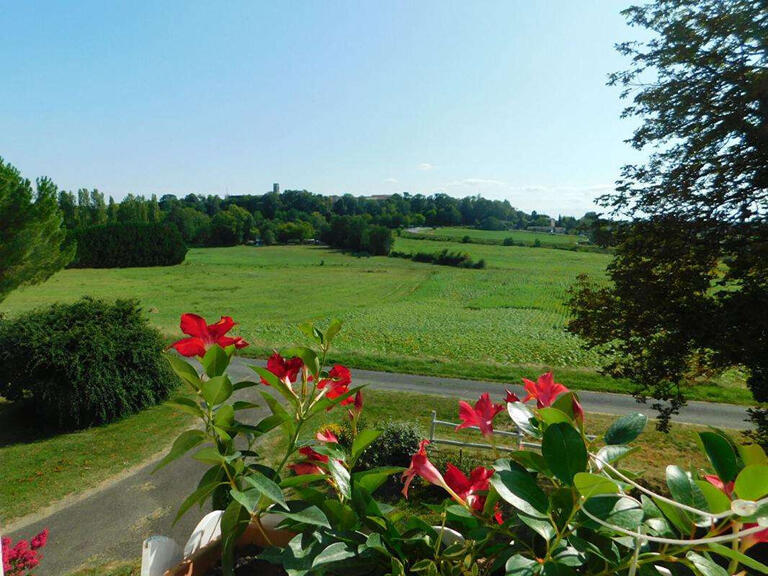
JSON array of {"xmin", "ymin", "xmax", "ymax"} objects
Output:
[
  {"xmin": 0, "ymin": 394, "xmax": 193, "ymax": 523},
  {"xmin": 0, "ymin": 243, "xmax": 750, "ymax": 404}
]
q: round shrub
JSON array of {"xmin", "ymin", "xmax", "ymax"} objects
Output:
[
  {"xmin": 0, "ymin": 297, "xmax": 177, "ymax": 429},
  {"xmin": 71, "ymin": 222, "xmax": 187, "ymax": 268}
]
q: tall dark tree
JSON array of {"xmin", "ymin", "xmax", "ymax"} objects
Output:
[
  {"xmin": 0, "ymin": 158, "xmax": 74, "ymax": 302},
  {"xmin": 569, "ymin": 0, "xmax": 767, "ymax": 433}
]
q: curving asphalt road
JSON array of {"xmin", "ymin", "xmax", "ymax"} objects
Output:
[{"xmin": 5, "ymin": 358, "xmax": 751, "ymax": 575}]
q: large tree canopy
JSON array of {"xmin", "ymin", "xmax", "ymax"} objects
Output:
[
  {"xmin": 0, "ymin": 158, "xmax": 73, "ymax": 302},
  {"xmin": 569, "ymin": 0, "xmax": 767, "ymax": 433}
]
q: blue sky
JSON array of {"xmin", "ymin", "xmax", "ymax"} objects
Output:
[{"xmin": 1, "ymin": 1, "xmax": 645, "ymax": 216}]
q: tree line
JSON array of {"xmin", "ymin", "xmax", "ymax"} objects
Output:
[{"xmin": 55, "ymin": 187, "xmax": 600, "ymax": 251}]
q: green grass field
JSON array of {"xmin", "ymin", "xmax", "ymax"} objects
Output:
[
  {"xmin": 0, "ymin": 240, "xmax": 750, "ymax": 403},
  {"xmin": 407, "ymin": 226, "xmax": 587, "ymax": 247}
]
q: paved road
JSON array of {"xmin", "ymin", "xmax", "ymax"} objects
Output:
[{"xmin": 5, "ymin": 360, "xmax": 751, "ymax": 575}]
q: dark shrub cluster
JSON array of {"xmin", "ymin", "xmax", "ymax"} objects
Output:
[
  {"xmin": 323, "ymin": 216, "xmax": 393, "ymax": 255},
  {"xmin": 348, "ymin": 420, "xmax": 422, "ymax": 500},
  {"xmin": 0, "ymin": 297, "xmax": 177, "ymax": 429},
  {"xmin": 71, "ymin": 222, "xmax": 187, "ymax": 268},
  {"xmin": 390, "ymin": 248, "xmax": 486, "ymax": 269}
]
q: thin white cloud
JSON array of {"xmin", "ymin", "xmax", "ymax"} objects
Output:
[
  {"xmin": 383, "ymin": 177, "xmax": 399, "ymax": 184},
  {"xmin": 417, "ymin": 163, "xmax": 434, "ymax": 171}
]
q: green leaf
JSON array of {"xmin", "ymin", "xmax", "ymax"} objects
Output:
[
  {"xmin": 505, "ymin": 555, "xmax": 538, "ymax": 576},
  {"xmin": 167, "ymin": 355, "xmax": 202, "ymax": 389},
  {"xmin": 312, "ymin": 542, "xmax": 356, "ymax": 567},
  {"xmin": 229, "ymin": 487, "xmax": 261, "ymax": 513},
  {"xmin": 220, "ymin": 500, "xmax": 250, "ymax": 575},
  {"xmin": 232, "ymin": 400, "xmax": 259, "ymax": 411},
  {"xmin": 259, "ymin": 390, "xmax": 295, "ymax": 436},
  {"xmin": 581, "ymin": 495, "xmax": 643, "ymax": 531},
  {"xmin": 192, "ymin": 446, "xmax": 226, "ymax": 465},
  {"xmin": 353, "ymin": 466, "xmax": 404, "ymax": 494},
  {"xmin": 201, "ymin": 345, "xmax": 229, "ymax": 377},
  {"xmin": 666, "ymin": 465, "xmax": 708, "ymax": 513},
  {"xmin": 708, "ymin": 543, "xmax": 768, "ymax": 575},
  {"xmin": 694, "ymin": 480, "xmax": 732, "ymax": 514},
  {"xmin": 538, "ymin": 407, "xmax": 573, "ymax": 427},
  {"xmin": 325, "ymin": 319, "xmax": 342, "ymax": 344},
  {"xmin": 542, "ymin": 422, "xmax": 587, "ymax": 484},
  {"xmin": 604, "ymin": 413, "xmax": 647, "ymax": 445},
  {"xmin": 541, "ymin": 562, "xmax": 578, "ymax": 576},
  {"xmin": 214, "ymin": 404, "xmax": 235, "ymax": 429},
  {"xmin": 278, "ymin": 501, "xmax": 331, "ymax": 529},
  {"xmin": 201, "ymin": 374, "xmax": 232, "ymax": 406},
  {"xmin": 594, "ymin": 445, "xmax": 638, "ymax": 470},
  {"xmin": 329, "ymin": 458, "xmax": 351, "ymax": 499},
  {"xmin": 519, "ymin": 514, "xmax": 556, "ymax": 542},
  {"xmin": 167, "ymin": 396, "xmax": 204, "ymax": 418},
  {"xmin": 699, "ymin": 431, "xmax": 740, "ymax": 483},
  {"xmin": 490, "ymin": 463, "xmax": 549, "ymax": 518},
  {"xmin": 244, "ymin": 471, "xmax": 289, "ymax": 510},
  {"xmin": 507, "ymin": 402, "xmax": 540, "ymax": 437},
  {"xmin": 574, "ymin": 473, "xmax": 620, "ymax": 498},
  {"xmin": 153, "ymin": 429, "xmax": 206, "ymax": 472},
  {"xmin": 509, "ymin": 451, "xmax": 551, "ymax": 474},
  {"xmin": 734, "ymin": 465, "xmax": 768, "ymax": 501},
  {"xmin": 686, "ymin": 551, "xmax": 728, "ymax": 576},
  {"xmin": 351, "ymin": 429, "xmax": 380, "ymax": 465},
  {"xmin": 173, "ymin": 473, "xmax": 223, "ymax": 525},
  {"xmin": 738, "ymin": 443, "xmax": 768, "ymax": 467},
  {"xmin": 552, "ymin": 392, "xmax": 581, "ymax": 422},
  {"xmin": 298, "ymin": 321, "xmax": 323, "ymax": 344}
]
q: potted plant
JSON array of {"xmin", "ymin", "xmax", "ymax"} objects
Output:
[{"xmin": 157, "ymin": 314, "xmax": 768, "ymax": 575}]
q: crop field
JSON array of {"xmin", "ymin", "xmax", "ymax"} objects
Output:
[
  {"xmin": 408, "ymin": 226, "xmax": 586, "ymax": 247},
  {"xmin": 0, "ymin": 239, "xmax": 750, "ymax": 402}
]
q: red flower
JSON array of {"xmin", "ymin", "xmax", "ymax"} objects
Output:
[
  {"xmin": 522, "ymin": 372, "xmax": 567, "ymax": 408},
  {"xmin": 572, "ymin": 397, "xmax": 584, "ymax": 423},
  {"xmin": 29, "ymin": 529, "xmax": 48, "ymax": 550},
  {"xmin": 504, "ymin": 388, "xmax": 520, "ymax": 403},
  {"xmin": 402, "ymin": 440, "xmax": 452, "ymax": 498},
  {"xmin": 262, "ymin": 353, "xmax": 303, "ymax": 385},
  {"xmin": 456, "ymin": 393, "xmax": 504, "ymax": 437},
  {"xmin": 704, "ymin": 474, "xmax": 735, "ymax": 497},
  {"xmin": 444, "ymin": 464, "xmax": 495, "ymax": 512},
  {"xmin": 347, "ymin": 390, "xmax": 364, "ymax": 420},
  {"xmin": 171, "ymin": 313, "xmax": 249, "ymax": 357},
  {"xmin": 289, "ymin": 462, "xmax": 324, "ymax": 476},
  {"xmin": 316, "ymin": 429, "xmax": 339, "ymax": 444},
  {"xmin": 298, "ymin": 445, "xmax": 328, "ymax": 463},
  {"xmin": 318, "ymin": 365, "xmax": 352, "ymax": 402}
]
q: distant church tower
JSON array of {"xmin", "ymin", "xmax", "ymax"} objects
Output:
[{"xmin": 273, "ymin": 183, "xmax": 280, "ymax": 194}]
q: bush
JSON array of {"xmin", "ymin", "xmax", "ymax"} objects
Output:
[
  {"xmin": 352, "ymin": 420, "xmax": 422, "ymax": 500},
  {"xmin": 0, "ymin": 297, "xmax": 177, "ymax": 429},
  {"xmin": 71, "ymin": 222, "xmax": 187, "ymax": 268}
]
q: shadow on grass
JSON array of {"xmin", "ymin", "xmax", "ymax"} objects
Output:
[{"xmin": 0, "ymin": 398, "xmax": 62, "ymax": 448}]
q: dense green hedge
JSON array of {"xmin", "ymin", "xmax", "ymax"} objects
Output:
[
  {"xmin": 0, "ymin": 297, "xmax": 177, "ymax": 429},
  {"xmin": 390, "ymin": 248, "xmax": 486, "ymax": 269},
  {"xmin": 71, "ymin": 222, "xmax": 187, "ymax": 268}
]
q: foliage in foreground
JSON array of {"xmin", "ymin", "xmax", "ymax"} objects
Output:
[
  {"xmin": 0, "ymin": 297, "xmax": 176, "ymax": 429},
  {"xmin": 0, "ymin": 157, "xmax": 73, "ymax": 303},
  {"xmin": 162, "ymin": 315, "xmax": 767, "ymax": 576}
]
